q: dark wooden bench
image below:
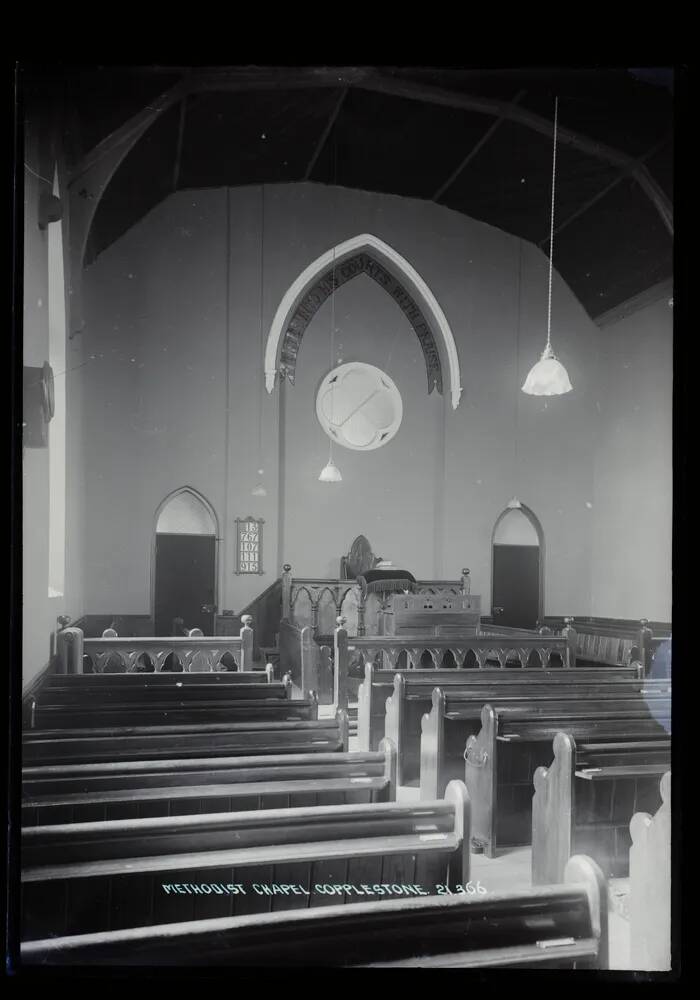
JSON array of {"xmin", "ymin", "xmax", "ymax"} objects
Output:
[
  {"xmin": 23, "ymin": 712, "xmax": 350, "ymax": 766},
  {"xmin": 418, "ymin": 681, "xmax": 670, "ymax": 800},
  {"xmin": 20, "ymin": 854, "xmax": 608, "ymax": 968},
  {"xmin": 37, "ymin": 681, "xmax": 286, "ymax": 709},
  {"xmin": 28, "ymin": 693, "xmax": 319, "ymax": 730},
  {"xmin": 21, "ymin": 780, "xmax": 469, "ymax": 941},
  {"xmin": 463, "ymin": 696, "xmax": 670, "ymax": 858},
  {"xmin": 42, "ymin": 668, "xmax": 275, "ymax": 689},
  {"xmin": 22, "ymin": 742, "xmax": 398, "ymax": 825},
  {"xmin": 543, "ymin": 617, "xmax": 667, "ymax": 674},
  {"xmin": 629, "ymin": 771, "xmax": 671, "ymax": 971},
  {"xmin": 532, "ymin": 732, "xmax": 671, "ymax": 883},
  {"xmin": 377, "ymin": 667, "xmax": 659, "ymax": 785}
]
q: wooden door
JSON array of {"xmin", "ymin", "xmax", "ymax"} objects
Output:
[
  {"xmin": 492, "ymin": 544, "xmax": 540, "ymax": 629},
  {"xmin": 154, "ymin": 534, "xmax": 216, "ymax": 634}
]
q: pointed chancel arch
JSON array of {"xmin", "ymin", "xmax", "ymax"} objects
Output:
[{"xmin": 264, "ymin": 234, "xmax": 462, "ymax": 409}]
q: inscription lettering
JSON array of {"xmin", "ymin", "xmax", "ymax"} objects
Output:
[{"xmin": 279, "ymin": 252, "xmax": 443, "ymax": 394}]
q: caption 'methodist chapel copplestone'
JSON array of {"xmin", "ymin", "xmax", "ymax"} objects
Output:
[{"xmin": 18, "ymin": 65, "xmax": 673, "ymax": 972}]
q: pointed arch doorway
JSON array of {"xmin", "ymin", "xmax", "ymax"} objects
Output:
[
  {"xmin": 491, "ymin": 504, "xmax": 544, "ymax": 629},
  {"xmin": 152, "ymin": 488, "xmax": 218, "ymax": 635}
]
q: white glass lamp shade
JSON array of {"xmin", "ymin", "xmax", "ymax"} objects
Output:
[
  {"xmin": 506, "ymin": 497, "xmax": 522, "ymax": 509},
  {"xmin": 522, "ymin": 344, "xmax": 572, "ymax": 396},
  {"xmin": 318, "ymin": 460, "xmax": 342, "ymax": 483}
]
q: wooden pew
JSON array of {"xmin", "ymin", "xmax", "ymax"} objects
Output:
[
  {"xmin": 22, "ymin": 742, "xmax": 398, "ymax": 825},
  {"xmin": 28, "ymin": 692, "xmax": 319, "ymax": 730},
  {"xmin": 22, "ymin": 711, "xmax": 350, "ymax": 766},
  {"xmin": 531, "ymin": 733, "xmax": 671, "ymax": 883},
  {"xmin": 21, "ymin": 780, "xmax": 470, "ymax": 940},
  {"xmin": 556, "ymin": 618, "xmax": 655, "ymax": 674},
  {"xmin": 26, "ymin": 672, "xmax": 297, "ymax": 730},
  {"xmin": 369, "ymin": 666, "xmax": 658, "ymax": 784},
  {"xmin": 463, "ymin": 696, "xmax": 670, "ymax": 858},
  {"xmin": 21, "ymin": 854, "xmax": 608, "ymax": 968},
  {"xmin": 629, "ymin": 771, "xmax": 671, "ymax": 971},
  {"xmin": 42, "ymin": 667, "xmax": 275, "ymax": 689},
  {"xmin": 56, "ymin": 622, "xmax": 255, "ymax": 675},
  {"xmin": 335, "ymin": 627, "xmax": 573, "ymax": 710}
]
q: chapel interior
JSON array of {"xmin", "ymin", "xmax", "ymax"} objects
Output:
[{"xmin": 17, "ymin": 64, "xmax": 674, "ymax": 972}]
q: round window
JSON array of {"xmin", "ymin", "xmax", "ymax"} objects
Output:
[{"xmin": 316, "ymin": 362, "xmax": 403, "ymax": 451}]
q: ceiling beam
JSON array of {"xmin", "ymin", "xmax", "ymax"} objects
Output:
[
  {"xmin": 432, "ymin": 89, "xmax": 526, "ymax": 202},
  {"xmin": 172, "ymin": 96, "xmax": 188, "ymax": 192},
  {"xmin": 303, "ymin": 87, "xmax": 347, "ymax": 181},
  {"xmin": 67, "ymin": 65, "xmax": 673, "ymax": 236},
  {"xmin": 356, "ymin": 70, "xmax": 673, "ymax": 235},
  {"xmin": 538, "ymin": 134, "xmax": 673, "ymax": 249}
]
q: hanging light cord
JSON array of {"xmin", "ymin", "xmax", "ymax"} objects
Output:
[
  {"xmin": 515, "ymin": 239, "xmax": 522, "ymax": 472},
  {"xmin": 257, "ymin": 186, "xmax": 265, "ymax": 472},
  {"xmin": 328, "ymin": 247, "xmax": 337, "ymax": 463},
  {"xmin": 546, "ymin": 97, "xmax": 559, "ymax": 354}
]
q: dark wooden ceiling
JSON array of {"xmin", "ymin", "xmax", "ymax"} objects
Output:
[{"xmin": 23, "ymin": 65, "xmax": 674, "ymax": 319}]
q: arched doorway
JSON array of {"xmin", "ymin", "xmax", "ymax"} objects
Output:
[
  {"xmin": 491, "ymin": 504, "xmax": 544, "ymax": 629},
  {"xmin": 152, "ymin": 488, "xmax": 218, "ymax": 634}
]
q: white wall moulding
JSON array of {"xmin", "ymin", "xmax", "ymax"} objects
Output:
[{"xmin": 264, "ymin": 233, "xmax": 462, "ymax": 410}]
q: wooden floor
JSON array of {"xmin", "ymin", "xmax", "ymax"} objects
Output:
[{"xmin": 322, "ymin": 703, "xmax": 633, "ymax": 970}]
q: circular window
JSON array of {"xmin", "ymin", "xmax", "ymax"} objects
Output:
[{"xmin": 316, "ymin": 362, "xmax": 403, "ymax": 451}]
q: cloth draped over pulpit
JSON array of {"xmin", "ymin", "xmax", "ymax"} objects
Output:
[{"xmin": 358, "ymin": 569, "xmax": 417, "ymax": 597}]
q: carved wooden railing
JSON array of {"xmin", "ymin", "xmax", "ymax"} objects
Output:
[
  {"xmin": 56, "ymin": 619, "xmax": 255, "ymax": 674},
  {"xmin": 281, "ymin": 564, "xmax": 472, "ymax": 639},
  {"xmin": 332, "ymin": 620, "xmax": 571, "ymax": 710}
]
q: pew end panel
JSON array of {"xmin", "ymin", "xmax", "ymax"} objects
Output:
[
  {"xmin": 629, "ymin": 771, "xmax": 671, "ymax": 971},
  {"xmin": 384, "ymin": 673, "xmax": 407, "ymax": 780},
  {"xmin": 444, "ymin": 778, "xmax": 471, "ymax": 888},
  {"xmin": 336, "ymin": 709, "xmax": 350, "ymax": 753},
  {"xmin": 464, "ymin": 704, "xmax": 498, "ymax": 858},
  {"xmin": 378, "ymin": 737, "xmax": 398, "ymax": 802},
  {"xmin": 419, "ymin": 688, "xmax": 445, "ymax": 801},
  {"xmin": 563, "ymin": 854, "xmax": 609, "ymax": 971},
  {"xmin": 356, "ymin": 663, "xmax": 374, "ymax": 751},
  {"xmin": 531, "ymin": 732, "xmax": 575, "ymax": 885}
]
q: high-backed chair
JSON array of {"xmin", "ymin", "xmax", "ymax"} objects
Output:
[{"xmin": 340, "ymin": 534, "xmax": 382, "ymax": 580}]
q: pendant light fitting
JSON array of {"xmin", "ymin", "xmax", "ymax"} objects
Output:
[{"xmin": 522, "ymin": 97, "xmax": 573, "ymax": 397}]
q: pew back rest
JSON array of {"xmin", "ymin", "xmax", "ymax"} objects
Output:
[
  {"xmin": 20, "ymin": 854, "xmax": 608, "ymax": 968},
  {"xmin": 22, "ymin": 712, "xmax": 351, "ymax": 764},
  {"xmin": 30, "ymin": 697, "xmax": 319, "ymax": 731}
]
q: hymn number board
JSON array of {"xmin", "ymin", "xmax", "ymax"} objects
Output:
[{"xmin": 235, "ymin": 516, "xmax": 264, "ymax": 575}]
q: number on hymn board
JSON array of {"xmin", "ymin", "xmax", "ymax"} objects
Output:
[{"xmin": 235, "ymin": 516, "xmax": 264, "ymax": 575}]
